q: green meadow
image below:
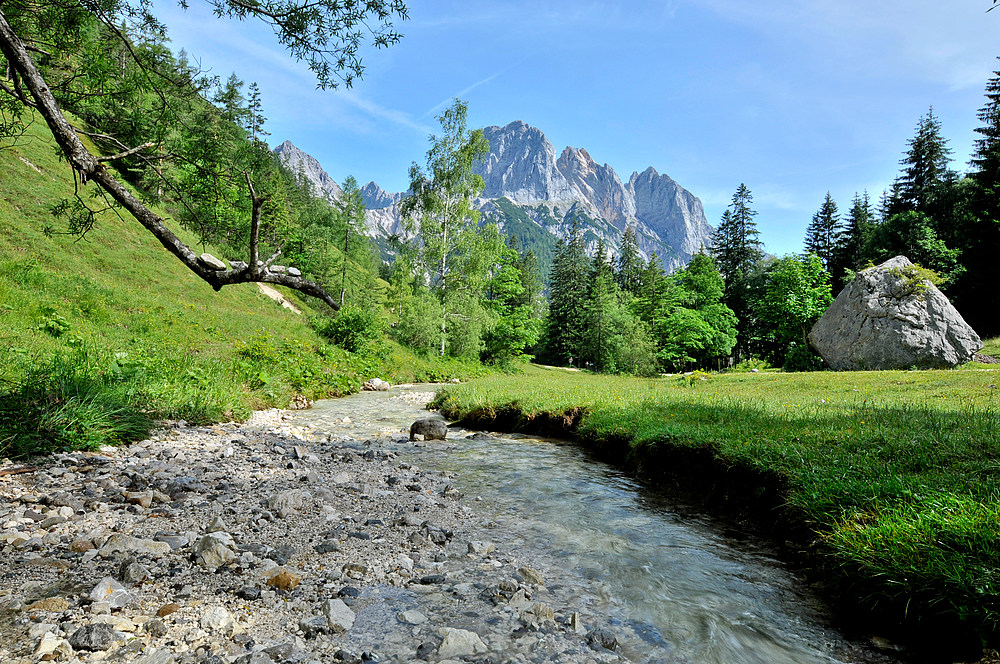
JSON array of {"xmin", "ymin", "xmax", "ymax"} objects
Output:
[
  {"xmin": 433, "ymin": 362, "xmax": 1000, "ymax": 641},
  {"xmin": 0, "ymin": 117, "xmax": 484, "ymax": 459}
]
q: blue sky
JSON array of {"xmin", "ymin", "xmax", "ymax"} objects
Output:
[{"xmin": 153, "ymin": 0, "xmax": 999, "ymax": 256}]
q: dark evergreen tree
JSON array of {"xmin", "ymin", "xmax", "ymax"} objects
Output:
[
  {"xmin": 633, "ymin": 252, "xmax": 666, "ymax": 326},
  {"xmin": 830, "ymin": 191, "xmax": 874, "ymax": 289},
  {"xmin": 803, "ymin": 192, "xmax": 842, "ymax": 271},
  {"xmin": 542, "ymin": 222, "xmax": 589, "ymax": 365},
  {"xmin": 953, "ymin": 61, "xmax": 1000, "ymax": 337},
  {"xmin": 615, "ymin": 226, "xmax": 643, "ymax": 295},
  {"xmin": 710, "ymin": 184, "xmax": 763, "ymax": 360},
  {"xmin": 894, "ymin": 108, "xmax": 955, "ymax": 216}
]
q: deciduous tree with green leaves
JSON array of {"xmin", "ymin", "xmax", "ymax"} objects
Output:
[
  {"xmin": 758, "ymin": 253, "xmax": 832, "ymax": 367},
  {"xmin": 401, "ymin": 99, "xmax": 491, "ymax": 356}
]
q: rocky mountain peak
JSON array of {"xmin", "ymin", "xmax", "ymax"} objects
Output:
[
  {"xmin": 274, "ymin": 140, "xmax": 342, "ymax": 202},
  {"xmin": 276, "ymin": 121, "xmax": 714, "ymax": 272},
  {"xmin": 360, "ymin": 181, "xmax": 400, "ymax": 210}
]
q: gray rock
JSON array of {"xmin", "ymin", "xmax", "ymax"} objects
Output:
[
  {"xmin": 409, "ymin": 419, "xmax": 448, "ymax": 441},
  {"xmin": 198, "ymin": 253, "xmax": 228, "ymax": 271},
  {"xmin": 298, "ymin": 615, "xmax": 328, "ymax": 637},
  {"xmin": 517, "ymin": 565, "xmax": 545, "ymax": 586},
  {"xmin": 117, "ymin": 559, "xmax": 150, "ymax": 584},
  {"xmin": 436, "ymin": 627, "xmax": 488, "ymax": 658},
  {"xmin": 99, "ymin": 533, "xmax": 171, "ymax": 558},
  {"xmin": 321, "ymin": 598, "xmax": 356, "ymax": 633},
  {"xmin": 586, "ymin": 628, "xmax": 620, "ymax": 652},
  {"xmin": 267, "ymin": 489, "xmax": 310, "ymax": 518},
  {"xmin": 89, "ymin": 576, "xmax": 134, "ymax": 609},
  {"xmin": 467, "ymin": 540, "xmax": 495, "ymax": 555},
  {"xmin": 809, "ymin": 256, "xmax": 982, "ymax": 370},
  {"xmin": 69, "ymin": 623, "xmax": 118, "ymax": 651},
  {"xmin": 362, "ymin": 378, "xmax": 391, "ymax": 391},
  {"xmin": 153, "ymin": 532, "xmax": 189, "ymax": 550},
  {"xmin": 144, "ymin": 619, "xmax": 168, "ymax": 638},
  {"xmin": 200, "ymin": 606, "xmax": 236, "ymax": 636},
  {"xmin": 399, "ymin": 610, "xmax": 427, "ymax": 625},
  {"xmin": 206, "ymin": 515, "xmax": 228, "ymax": 533},
  {"xmin": 134, "ymin": 648, "xmax": 177, "ymax": 664},
  {"xmin": 287, "ymin": 267, "xmax": 302, "ymax": 277},
  {"xmin": 193, "ymin": 533, "xmax": 236, "ymax": 569}
]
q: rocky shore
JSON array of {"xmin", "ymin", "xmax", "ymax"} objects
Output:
[{"xmin": 0, "ymin": 398, "xmax": 624, "ymax": 664}]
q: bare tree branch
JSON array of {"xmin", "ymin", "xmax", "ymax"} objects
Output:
[{"xmin": 95, "ymin": 141, "xmax": 155, "ymax": 162}]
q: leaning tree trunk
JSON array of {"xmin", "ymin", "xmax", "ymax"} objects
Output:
[{"xmin": 0, "ymin": 9, "xmax": 339, "ymax": 310}]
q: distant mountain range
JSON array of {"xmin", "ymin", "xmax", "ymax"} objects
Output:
[{"xmin": 274, "ymin": 121, "xmax": 714, "ymax": 276}]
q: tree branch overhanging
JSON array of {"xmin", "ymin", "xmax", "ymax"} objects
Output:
[{"xmin": 0, "ymin": 7, "xmax": 340, "ymax": 311}]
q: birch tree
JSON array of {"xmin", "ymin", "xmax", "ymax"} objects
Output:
[{"xmin": 401, "ymin": 100, "xmax": 489, "ymax": 356}]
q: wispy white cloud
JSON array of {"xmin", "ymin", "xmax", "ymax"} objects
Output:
[
  {"xmin": 424, "ymin": 69, "xmax": 508, "ymax": 117},
  {"xmin": 339, "ymin": 92, "xmax": 434, "ymax": 134}
]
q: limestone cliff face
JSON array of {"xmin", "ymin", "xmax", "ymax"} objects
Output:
[
  {"xmin": 275, "ymin": 122, "xmax": 714, "ymax": 271},
  {"xmin": 273, "ymin": 141, "xmax": 342, "ymax": 202},
  {"xmin": 474, "ymin": 121, "xmax": 712, "ymax": 269},
  {"xmin": 629, "ymin": 167, "xmax": 713, "ymax": 257}
]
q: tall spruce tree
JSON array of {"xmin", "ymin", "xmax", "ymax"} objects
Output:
[
  {"xmin": 615, "ymin": 226, "xmax": 643, "ymax": 295},
  {"xmin": 831, "ymin": 191, "xmax": 874, "ymax": 289},
  {"xmin": 710, "ymin": 184, "xmax": 763, "ymax": 360},
  {"xmin": 894, "ymin": 108, "xmax": 955, "ymax": 215},
  {"xmin": 955, "ymin": 61, "xmax": 1000, "ymax": 337},
  {"xmin": 544, "ymin": 221, "xmax": 589, "ymax": 365},
  {"xmin": 804, "ymin": 193, "xmax": 841, "ymax": 271}
]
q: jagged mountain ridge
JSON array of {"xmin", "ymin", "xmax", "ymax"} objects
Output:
[{"xmin": 274, "ymin": 122, "xmax": 714, "ymax": 272}]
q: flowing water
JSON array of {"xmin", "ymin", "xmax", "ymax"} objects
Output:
[{"xmin": 288, "ymin": 386, "xmax": 903, "ymax": 664}]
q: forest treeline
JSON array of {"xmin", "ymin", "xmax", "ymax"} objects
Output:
[{"xmin": 3, "ymin": 3, "xmax": 999, "ymax": 377}]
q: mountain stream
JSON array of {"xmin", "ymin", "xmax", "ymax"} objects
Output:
[{"xmin": 287, "ymin": 385, "xmax": 905, "ymax": 664}]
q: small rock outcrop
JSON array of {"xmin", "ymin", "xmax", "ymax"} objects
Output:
[{"xmin": 809, "ymin": 256, "xmax": 982, "ymax": 370}]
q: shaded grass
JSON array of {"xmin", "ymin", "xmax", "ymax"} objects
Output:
[{"xmin": 434, "ymin": 363, "xmax": 1000, "ymax": 643}]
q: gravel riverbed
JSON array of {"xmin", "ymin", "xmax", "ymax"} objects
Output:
[{"xmin": 0, "ymin": 393, "xmax": 622, "ymax": 664}]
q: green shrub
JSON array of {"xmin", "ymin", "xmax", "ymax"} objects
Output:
[
  {"xmin": 783, "ymin": 343, "xmax": 825, "ymax": 372},
  {"xmin": 313, "ymin": 305, "xmax": 387, "ymax": 353}
]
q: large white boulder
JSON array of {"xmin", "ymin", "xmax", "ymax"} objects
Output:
[{"xmin": 809, "ymin": 256, "xmax": 981, "ymax": 370}]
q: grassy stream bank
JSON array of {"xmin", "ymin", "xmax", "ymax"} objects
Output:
[{"xmin": 432, "ymin": 363, "xmax": 1000, "ymax": 657}]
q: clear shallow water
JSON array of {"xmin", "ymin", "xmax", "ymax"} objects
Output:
[{"xmin": 289, "ymin": 386, "xmax": 901, "ymax": 664}]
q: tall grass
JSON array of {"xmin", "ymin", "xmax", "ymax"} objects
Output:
[{"xmin": 0, "ymin": 349, "xmax": 153, "ymax": 458}]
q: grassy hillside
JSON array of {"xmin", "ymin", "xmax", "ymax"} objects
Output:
[
  {"xmin": 0, "ymin": 117, "xmax": 484, "ymax": 458},
  {"xmin": 434, "ymin": 363, "xmax": 1000, "ymax": 648}
]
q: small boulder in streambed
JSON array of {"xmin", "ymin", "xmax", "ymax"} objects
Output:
[{"xmin": 409, "ymin": 419, "xmax": 448, "ymax": 441}]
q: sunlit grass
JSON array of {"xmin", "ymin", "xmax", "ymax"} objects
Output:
[
  {"xmin": 0, "ymin": 115, "xmax": 484, "ymax": 457},
  {"xmin": 435, "ymin": 362, "xmax": 1000, "ymax": 637}
]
